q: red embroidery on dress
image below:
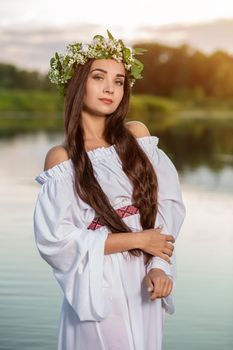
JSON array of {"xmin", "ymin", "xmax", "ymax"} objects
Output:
[{"xmin": 87, "ymin": 204, "xmax": 139, "ymax": 230}]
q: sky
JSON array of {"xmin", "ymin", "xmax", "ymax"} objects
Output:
[
  {"xmin": 1, "ymin": 0, "xmax": 233, "ymax": 72},
  {"xmin": 1, "ymin": 0, "xmax": 233, "ymax": 30}
]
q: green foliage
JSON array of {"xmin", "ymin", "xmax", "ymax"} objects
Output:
[
  {"xmin": 129, "ymin": 94, "xmax": 180, "ymax": 118},
  {"xmin": 0, "ymin": 88, "xmax": 180, "ymax": 116},
  {"xmin": 0, "ymin": 113, "xmax": 63, "ymax": 137},
  {"xmin": 131, "ymin": 43, "xmax": 233, "ymax": 99},
  {"xmin": 48, "ymin": 30, "xmax": 147, "ymax": 93},
  {"xmin": 0, "ymin": 63, "xmax": 56, "ymax": 91},
  {"xmin": 107, "ymin": 30, "xmax": 114, "ymax": 40},
  {"xmin": 2, "ymin": 42, "xmax": 233, "ymax": 99},
  {"xmin": 0, "ymin": 88, "xmax": 63, "ymax": 112},
  {"xmin": 0, "ymin": 89, "xmax": 232, "ymax": 141},
  {"xmin": 1, "ymin": 88, "xmax": 233, "ymax": 117}
]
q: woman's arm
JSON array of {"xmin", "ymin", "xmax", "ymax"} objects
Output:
[
  {"xmin": 104, "ymin": 229, "xmax": 174, "ymax": 263},
  {"xmin": 104, "ymin": 232, "xmax": 141, "ymax": 255}
]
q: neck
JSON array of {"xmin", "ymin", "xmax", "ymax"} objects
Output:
[{"xmin": 81, "ymin": 109, "xmax": 106, "ymax": 141}]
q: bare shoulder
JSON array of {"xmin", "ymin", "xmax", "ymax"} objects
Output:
[
  {"xmin": 44, "ymin": 145, "xmax": 69, "ymax": 171},
  {"xmin": 125, "ymin": 121, "xmax": 151, "ymax": 138}
]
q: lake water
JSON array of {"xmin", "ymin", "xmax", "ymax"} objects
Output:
[{"xmin": 0, "ymin": 131, "xmax": 232, "ymax": 350}]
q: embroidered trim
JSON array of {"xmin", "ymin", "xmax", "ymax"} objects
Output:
[{"xmin": 87, "ymin": 204, "xmax": 139, "ymax": 230}]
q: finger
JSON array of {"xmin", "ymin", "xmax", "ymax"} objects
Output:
[
  {"xmin": 152, "ymin": 277, "xmax": 171, "ymax": 299},
  {"xmin": 162, "ymin": 278, "xmax": 173, "ymax": 297},
  {"xmin": 166, "ymin": 235, "xmax": 175, "ymax": 243},
  {"xmin": 150, "ymin": 279, "xmax": 161, "ymax": 300},
  {"xmin": 150, "ymin": 289, "xmax": 158, "ymax": 301},
  {"xmin": 163, "ymin": 247, "xmax": 173, "ymax": 257},
  {"xmin": 166, "ymin": 242, "xmax": 174, "ymax": 251},
  {"xmin": 145, "ymin": 276, "xmax": 154, "ymax": 293},
  {"xmin": 158, "ymin": 253, "xmax": 171, "ymax": 264},
  {"xmin": 167, "ymin": 279, "xmax": 173, "ymax": 296},
  {"xmin": 160, "ymin": 278, "xmax": 170, "ymax": 297}
]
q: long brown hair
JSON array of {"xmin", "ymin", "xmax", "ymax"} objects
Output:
[{"xmin": 63, "ymin": 58, "xmax": 158, "ymax": 266}]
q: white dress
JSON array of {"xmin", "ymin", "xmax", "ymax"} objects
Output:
[{"xmin": 33, "ymin": 135, "xmax": 186, "ymax": 350}]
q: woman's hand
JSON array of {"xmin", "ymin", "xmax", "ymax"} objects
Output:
[
  {"xmin": 145, "ymin": 268, "xmax": 173, "ymax": 301},
  {"xmin": 138, "ymin": 226, "xmax": 175, "ymax": 264}
]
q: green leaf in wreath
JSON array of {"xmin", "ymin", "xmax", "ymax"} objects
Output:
[
  {"xmin": 93, "ymin": 34, "xmax": 104, "ymax": 41},
  {"xmin": 133, "ymin": 58, "xmax": 144, "ymax": 67},
  {"xmin": 64, "ymin": 66, "xmax": 74, "ymax": 79},
  {"xmin": 123, "ymin": 47, "xmax": 131, "ymax": 59},
  {"xmin": 119, "ymin": 39, "xmax": 125, "ymax": 48},
  {"xmin": 50, "ymin": 57, "xmax": 55, "ymax": 67},
  {"xmin": 107, "ymin": 30, "xmax": 114, "ymax": 40},
  {"xmin": 134, "ymin": 47, "xmax": 148, "ymax": 55},
  {"xmin": 131, "ymin": 64, "xmax": 143, "ymax": 79},
  {"xmin": 57, "ymin": 84, "xmax": 65, "ymax": 96}
]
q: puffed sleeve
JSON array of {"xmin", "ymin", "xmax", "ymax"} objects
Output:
[
  {"xmin": 33, "ymin": 170, "xmax": 111, "ymax": 322},
  {"xmin": 145, "ymin": 143, "xmax": 186, "ymax": 314}
]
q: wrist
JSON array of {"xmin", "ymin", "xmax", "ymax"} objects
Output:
[
  {"xmin": 148, "ymin": 268, "xmax": 167, "ymax": 278},
  {"xmin": 149, "ymin": 268, "xmax": 166, "ymax": 274},
  {"xmin": 134, "ymin": 231, "xmax": 144, "ymax": 250}
]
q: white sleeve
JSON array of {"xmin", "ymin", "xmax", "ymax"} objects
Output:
[
  {"xmin": 33, "ymin": 174, "xmax": 111, "ymax": 322},
  {"xmin": 145, "ymin": 146, "xmax": 186, "ymax": 314}
]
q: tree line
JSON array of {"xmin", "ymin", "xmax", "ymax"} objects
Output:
[
  {"xmin": 133, "ymin": 43, "xmax": 233, "ymax": 99},
  {"xmin": 1, "ymin": 42, "xmax": 233, "ymax": 98},
  {"xmin": 0, "ymin": 64, "xmax": 53, "ymax": 91}
]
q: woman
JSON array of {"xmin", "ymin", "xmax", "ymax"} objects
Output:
[{"xmin": 33, "ymin": 31, "xmax": 186, "ymax": 350}]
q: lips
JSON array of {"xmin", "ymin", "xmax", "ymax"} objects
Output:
[{"xmin": 99, "ymin": 98, "xmax": 113, "ymax": 104}]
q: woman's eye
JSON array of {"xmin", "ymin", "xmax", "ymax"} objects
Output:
[
  {"xmin": 93, "ymin": 76, "xmax": 123, "ymax": 86},
  {"xmin": 116, "ymin": 80, "xmax": 124, "ymax": 86},
  {"xmin": 93, "ymin": 75, "xmax": 103, "ymax": 80}
]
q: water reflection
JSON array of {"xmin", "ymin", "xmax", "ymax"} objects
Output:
[
  {"xmin": 0, "ymin": 132, "xmax": 232, "ymax": 350},
  {"xmin": 1, "ymin": 113, "xmax": 233, "ymax": 172},
  {"xmin": 151, "ymin": 117, "xmax": 233, "ymax": 172}
]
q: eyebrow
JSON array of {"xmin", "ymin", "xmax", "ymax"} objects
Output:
[{"xmin": 90, "ymin": 68, "xmax": 125, "ymax": 78}]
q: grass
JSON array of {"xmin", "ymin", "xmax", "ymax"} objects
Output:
[{"xmin": 0, "ymin": 88, "xmax": 232, "ymax": 136}]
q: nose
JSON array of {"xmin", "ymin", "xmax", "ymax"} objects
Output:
[{"xmin": 103, "ymin": 80, "xmax": 114, "ymax": 94}]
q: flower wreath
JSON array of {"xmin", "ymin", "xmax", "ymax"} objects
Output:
[{"xmin": 48, "ymin": 29, "xmax": 147, "ymax": 95}]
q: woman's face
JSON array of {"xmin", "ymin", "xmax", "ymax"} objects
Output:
[{"xmin": 83, "ymin": 59, "xmax": 125, "ymax": 117}]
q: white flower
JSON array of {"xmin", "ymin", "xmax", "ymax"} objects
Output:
[
  {"xmin": 124, "ymin": 64, "xmax": 132, "ymax": 70},
  {"xmin": 48, "ymin": 32, "xmax": 144, "ymax": 94},
  {"xmin": 81, "ymin": 43, "xmax": 89, "ymax": 52},
  {"xmin": 103, "ymin": 38, "xmax": 110, "ymax": 44},
  {"xmin": 90, "ymin": 38, "xmax": 100, "ymax": 45},
  {"xmin": 130, "ymin": 80, "xmax": 135, "ymax": 87}
]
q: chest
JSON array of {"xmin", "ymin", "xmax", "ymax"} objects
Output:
[{"xmin": 84, "ymin": 140, "xmax": 112, "ymax": 152}]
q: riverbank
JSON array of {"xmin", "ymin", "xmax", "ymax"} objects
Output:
[
  {"xmin": 1, "ymin": 88, "xmax": 233, "ymax": 113},
  {"xmin": 0, "ymin": 88, "xmax": 233, "ymax": 137}
]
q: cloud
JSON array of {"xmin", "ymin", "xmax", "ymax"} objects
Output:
[
  {"xmin": 137, "ymin": 19, "xmax": 233, "ymax": 54},
  {"xmin": 0, "ymin": 23, "xmax": 104, "ymax": 72},
  {"xmin": 1, "ymin": 20, "xmax": 233, "ymax": 73}
]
